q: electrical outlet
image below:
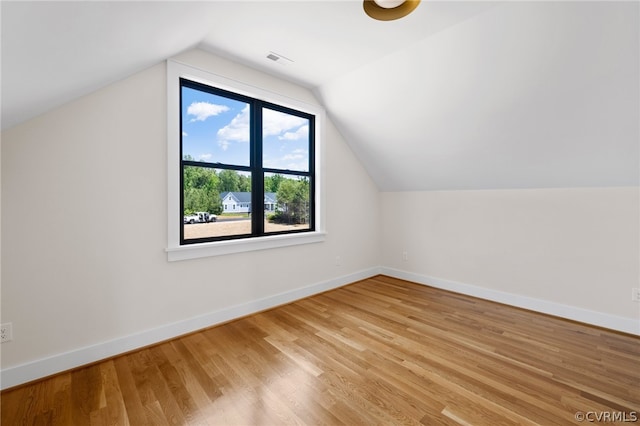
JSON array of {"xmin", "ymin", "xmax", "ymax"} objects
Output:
[
  {"xmin": 1, "ymin": 323, "xmax": 13, "ymax": 343},
  {"xmin": 335, "ymin": 256, "xmax": 342, "ymax": 266},
  {"xmin": 632, "ymin": 288, "xmax": 640, "ymax": 302},
  {"xmin": 402, "ymin": 251, "xmax": 408, "ymax": 262}
]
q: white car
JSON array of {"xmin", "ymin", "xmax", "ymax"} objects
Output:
[{"xmin": 183, "ymin": 212, "xmax": 217, "ymax": 224}]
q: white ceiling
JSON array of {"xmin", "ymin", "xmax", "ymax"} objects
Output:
[{"xmin": 2, "ymin": 1, "xmax": 638, "ymax": 190}]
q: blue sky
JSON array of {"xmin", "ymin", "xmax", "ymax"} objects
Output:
[{"xmin": 182, "ymin": 87, "xmax": 309, "ymax": 172}]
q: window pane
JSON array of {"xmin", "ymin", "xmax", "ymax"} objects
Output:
[
  {"xmin": 262, "ymin": 107, "xmax": 309, "ymax": 172},
  {"xmin": 183, "ymin": 166, "xmax": 252, "ymax": 240},
  {"xmin": 182, "ymin": 86, "xmax": 250, "ymax": 167},
  {"xmin": 264, "ymin": 173, "xmax": 311, "ymax": 233}
]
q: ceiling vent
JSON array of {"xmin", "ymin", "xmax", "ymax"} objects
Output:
[{"xmin": 266, "ymin": 51, "xmax": 294, "ymax": 65}]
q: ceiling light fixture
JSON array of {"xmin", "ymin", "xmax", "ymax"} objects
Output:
[{"xmin": 363, "ymin": 0, "xmax": 420, "ymax": 21}]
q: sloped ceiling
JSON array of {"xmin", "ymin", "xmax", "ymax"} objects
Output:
[{"xmin": 2, "ymin": 1, "xmax": 638, "ymax": 191}]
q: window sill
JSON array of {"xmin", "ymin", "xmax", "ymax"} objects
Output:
[{"xmin": 166, "ymin": 231, "xmax": 326, "ymax": 261}]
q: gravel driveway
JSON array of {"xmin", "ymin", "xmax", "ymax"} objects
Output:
[{"xmin": 184, "ymin": 219, "xmax": 308, "ymax": 239}]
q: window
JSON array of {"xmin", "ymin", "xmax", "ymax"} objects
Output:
[{"xmin": 167, "ymin": 61, "xmax": 325, "ymax": 261}]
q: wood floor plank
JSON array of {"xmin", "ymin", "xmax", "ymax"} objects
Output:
[
  {"xmin": 70, "ymin": 364, "xmax": 103, "ymax": 424},
  {"xmin": 112, "ymin": 356, "xmax": 148, "ymax": 426},
  {"xmin": 2, "ymin": 275, "xmax": 639, "ymax": 425}
]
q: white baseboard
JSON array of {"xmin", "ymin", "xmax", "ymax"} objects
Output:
[
  {"xmin": 0, "ymin": 267, "xmax": 381, "ymax": 391},
  {"xmin": 380, "ymin": 267, "xmax": 640, "ymax": 336},
  {"xmin": 4, "ymin": 266, "xmax": 636, "ymax": 390}
]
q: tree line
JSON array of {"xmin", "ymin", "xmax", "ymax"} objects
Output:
[{"xmin": 183, "ymin": 159, "xmax": 309, "ymax": 224}]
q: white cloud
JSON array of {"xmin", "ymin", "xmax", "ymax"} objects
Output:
[
  {"xmin": 266, "ymin": 149, "xmax": 308, "ymax": 171},
  {"xmin": 279, "ymin": 124, "xmax": 309, "ymax": 141},
  {"xmin": 286, "ymin": 161, "xmax": 307, "ymax": 171},
  {"xmin": 216, "ymin": 107, "xmax": 307, "ymax": 154},
  {"xmin": 182, "ymin": 131, "xmax": 188, "ymax": 137},
  {"xmin": 217, "ymin": 105, "xmax": 250, "ymax": 146},
  {"xmin": 282, "ymin": 153, "xmax": 305, "ymax": 161},
  {"xmin": 263, "ymin": 109, "xmax": 307, "ymax": 138},
  {"xmin": 187, "ymin": 101, "xmax": 229, "ymax": 122},
  {"xmin": 282, "ymin": 149, "xmax": 307, "ymax": 161},
  {"xmin": 198, "ymin": 153, "xmax": 212, "ymax": 161}
]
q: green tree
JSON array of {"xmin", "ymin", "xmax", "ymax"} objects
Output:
[
  {"xmin": 274, "ymin": 177, "xmax": 309, "ymax": 224},
  {"xmin": 219, "ymin": 169, "xmax": 241, "ymax": 192},
  {"xmin": 238, "ymin": 173, "xmax": 251, "ymax": 192},
  {"xmin": 265, "ymin": 173, "xmax": 284, "ymax": 193},
  {"xmin": 183, "ymin": 166, "xmax": 223, "ymax": 215}
]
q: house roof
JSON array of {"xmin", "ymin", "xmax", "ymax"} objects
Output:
[
  {"xmin": 221, "ymin": 192, "xmax": 277, "ymax": 203},
  {"xmin": 2, "ymin": 1, "xmax": 637, "ymax": 190}
]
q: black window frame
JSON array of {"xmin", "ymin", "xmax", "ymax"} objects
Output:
[{"xmin": 179, "ymin": 78, "xmax": 316, "ymax": 246}]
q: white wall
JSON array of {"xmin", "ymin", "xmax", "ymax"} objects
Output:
[
  {"xmin": 381, "ymin": 188, "xmax": 640, "ymax": 332},
  {"xmin": 2, "ymin": 47, "xmax": 638, "ymax": 389},
  {"xmin": 0, "ymin": 49, "xmax": 381, "ymax": 387}
]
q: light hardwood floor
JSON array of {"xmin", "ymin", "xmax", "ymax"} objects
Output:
[{"xmin": 2, "ymin": 275, "xmax": 639, "ymax": 425}]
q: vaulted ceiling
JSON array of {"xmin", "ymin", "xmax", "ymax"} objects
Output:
[{"xmin": 2, "ymin": 1, "xmax": 638, "ymax": 191}]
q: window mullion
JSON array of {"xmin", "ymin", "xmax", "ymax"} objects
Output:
[
  {"xmin": 308, "ymin": 118, "xmax": 316, "ymax": 230},
  {"xmin": 252, "ymin": 101, "xmax": 265, "ymax": 236}
]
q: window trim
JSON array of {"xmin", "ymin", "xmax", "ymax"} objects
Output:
[{"xmin": 166, "ymin": 60, "xmax": 326, "ymax": 261}]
